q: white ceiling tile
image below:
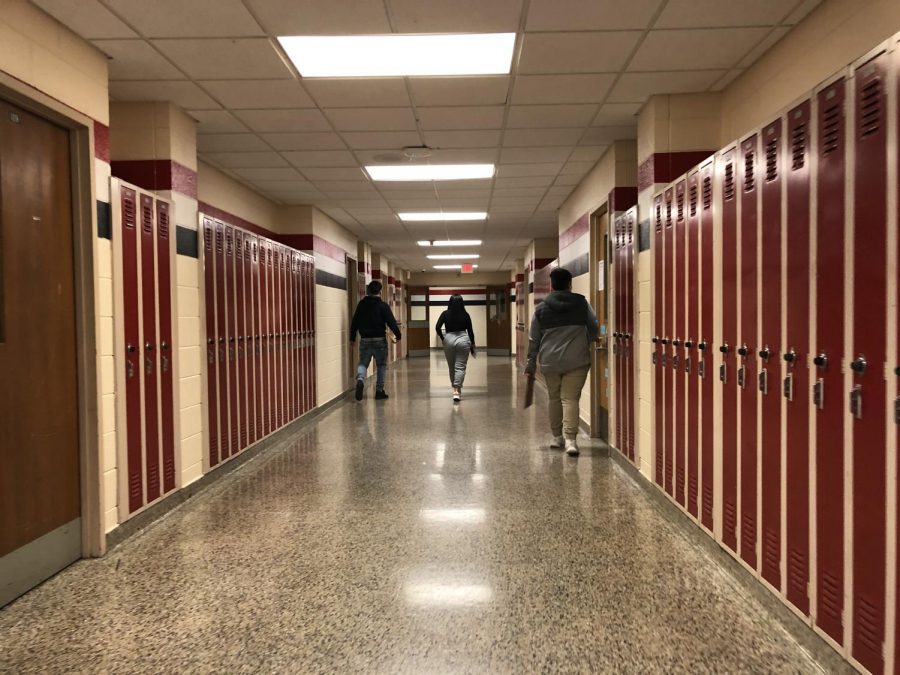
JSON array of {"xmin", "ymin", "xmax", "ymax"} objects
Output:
[
  {"xmin": 110, "ymin": 80, "xmax": 220, "ymax": 109},
  {"xmin": 435, "ymin": 180, "xmax": 494, "ymax": 193},
  {"xmin": 438, "ymin": 198, "xmax": 490, "ymax": 208},
  {"xmin": 197, "ymin": 134, "xmax": 270, "ymax": 152},
  {"xmin": 380, "ymin": 190, "xmax": 440, "ymax": 200},
  {"xmin": 538, "ymin": 195, "xmax": 566, "ymax": 210},
  {"xmin": 580, "ymin": 126, "xmax": 636, "ymax": 144},
  {"xmin": 259, "ymin": 132, "xmax": 347, "ymax": 150},
  {"xmin": 417, "ymin": 106, "xmax": 506, "ymax": 130},
  {"xmin": 560, "ymin": 161, "xmax": 596, "ymax": 175},
  {"xmin": 511, "ymin": 74, "xmax": 616, "ymax": 105},
  {"xmin": 234, "ymin": 109, "xmax": 331, "ymax": 132},
  {"xmin": 282, "ymin": 150, "xmax": 358, "ymax": 167},
  {"xmin": 104, "ymin": 0, "xmax": 263, "ymax": 37},
  {"xmin": 500, "ymin": 147, "xmax": 572, "ymax": 164},
  {"xmin": 783, "ymin": 0, "xmax": 823, "ymax": 25},
  {"xmin": 235, "ymin": 167, "xmax": 305, "ymax": 181},
  {"xmin": 628, "ymin": 28, "xmax": 771, "ymax": 71},
  {"xmin": 423, "ymin": 130, "xmax": 503, "ymax": 148},
  {"xmin": 490, "ymin": 205, "xmax": 537, "ymax": 214},
  {"xmin": 93, "ymin": 39, "xmax": 184, "ymax": 79},
  {"xmin": 198, "ymin": 80, "xmax": 314, "ymax": 109},
  {"xmin": 737, "ymin": 27, "xmax": 790, "ymax": 68},
  {"xmin": 519, "ymin": 32, "xmax": 642, "ymax": 74},
  {"xmin": 321, "ymin": 190, "xmax": 381, "ymax": 201},
  {"xmin": 654, "ymin": 0, "xmax": 798, "ymax": 28},
  {"xmin": 710, "ymin": 69, "xmax": 745, "ymax": 91},
  {"xmin": 593, "ymin": 102, "xmax": 642, "ymax": 126},
  {"xmin": 507, "ymin": 104, "xmax": 597, "ymax": 128},
  {"xmin": 250, "ymin": 179, "xmax": 314, "ymax": 191},
  {"xmin": 494, "ymin": 176, "xmax": 554, "ymax": 189},
  {"xmin": 190, "ymin": 110, "xmax": 249, "ymax": 133},
  {"xmin": 409, "ymin": 77, "xmax": 510, "ymax": 106},
  {"xmin": 502, "ymin": 128, "xmax": 583, "ymax": 147},
  {"xmin": 552, "ymin": 174, "xmax": 581, "ymax": 187},
  {"xmin": 388, "ymin": 0, "xmax": 523, "ymax": 32},
  {"xmin": 204, "ymin": 151, "xmax": 289, "ymax": 168},
  {"xmin": 424, "ymin": 148, "xmax": 498, "ymax": 163},
  {"xmin": 568, "ymin": 145, "xmax": 610, "ymax": 162},
  {"xmin": 301, "ymin": 167, "xmax": 368, "ymax": 180},
  {"xmin": 526, "ymin": 0, "xmax": 662, "ymax": 30},
  {"xmin": 341, "ymin": 131, "xmax": 423, "ymax": 150},
  {"xmin": 152, "ymin": 38, "xmax": 291, "ymax": 79},
  {"xmin": 266, "ymin": 191, "xmax": 322, "ymax": 204},
  {"xmin": 493, "ymin": 187, "xmax": 548, "ymax": 199},
  {"xmin": 607, "ymin": 71, "xmax": 728, "ymax": 102},
  {"xmin": 33, "ymin": 0, "xmax": 138, "ymax": 38},
  {"xmin": 325, "ymin": 108, "xmax": 418, "ymax": 131},
  {"xmin": 314, "ymin": 181, "xmax": 378, "ymax": 192},
  {"xmin": 496, "ymin": 163, "xmax": 563, "ymax": 177},
  {"xmin": 304, "ymin": 79, "xmax": 411, "ymax": 107},
  {"xmin": 387, "ymin": 199, "xmax": 441, "ymax": 208},
  {"xmin": 243, "ymin": 0, "xmax": 390, "ymax": 33}
]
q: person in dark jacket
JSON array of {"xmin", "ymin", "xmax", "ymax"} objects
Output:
[
  {"xmin": 525, "ymin": 267, "xmax": 600, "ymax": 456},
  {"xmin": 435, "ymin": 294, "xmax": 476, "ymax": 402},
  {"xmin": 350, "ymin": 280, "xmax": 401, "ymax": 401}
]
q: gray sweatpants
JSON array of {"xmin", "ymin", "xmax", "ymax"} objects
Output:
[{"xmin": 443, "ymin": 331, "xmax": 471, "ymax": 388}]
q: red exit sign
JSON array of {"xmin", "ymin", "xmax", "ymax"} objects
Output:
[{"xmin": 461, "ymin": 263, "xmax": 474, "ymax": 273}]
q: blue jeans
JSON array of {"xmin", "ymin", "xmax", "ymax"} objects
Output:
[{"xmin": 357, "ymin": 337, "xmax": 388, "ymax": 391}]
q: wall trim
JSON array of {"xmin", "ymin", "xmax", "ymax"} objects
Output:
[
  {"xmin": 637, "ymin": 152, "xmax": 714, "ymax": 192},
  {"xmin": 111, "ymin": 159, "xmax": 198, "ymax": 199}
]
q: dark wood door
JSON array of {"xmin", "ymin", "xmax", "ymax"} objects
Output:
[
  {"xmin": 591, "ymin": 212, "xmax": 609, "ymax": 440},
  {"xmin": 0, "ymin": 99, "xmax": 81, "ymax": 603},
  {"xmin": 406, "ymin": 286, "xmax": 430, "ymax": 356},
  {"xmin": 485, "ymin": 286, "xmax": 511, "ymax": 355}
]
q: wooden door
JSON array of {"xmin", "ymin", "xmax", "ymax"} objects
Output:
[
  {"xmin": 486, "ymin": 285, "xmax": 511, "ymax": 355},
  {"xmin": 406, "ymin": 286, "xmax": 430, "ymax": 356},
  {"xmin": 591, "ymin": 211, "xmax": 610, "ymax": 439},
  {"xmin": 346, "ymin": 257, "xmax": 358, "ymax": 383},
  {"xmin": 0, "ymin": 99, "xmax": 81, "ymax": 606}
]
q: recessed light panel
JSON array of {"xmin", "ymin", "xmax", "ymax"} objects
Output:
[
  {"xmin": 402, "ymin": 212, "xmax": 487, "ymax": 221},
  {"xmin": 278, "ymin": 34, "xmax": 515, "ymax": 78},
  {"xmin": 417, "ymin": 240, "xmax": 482, "ymax": 247},
  {"xmin": 427, "ymin": 254, "xmax": 480, "ymax": 260},
  {"xmin": 367, "ymin": 165, "xmax": 494, "ymax": 181},
  {"xmin": 433, "ymin": 264, "xmax": 480, "ymax": 270}
]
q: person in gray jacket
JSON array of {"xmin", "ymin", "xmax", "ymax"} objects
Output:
[{"xmin": 525, "ymin": 267, "xmax": 600, "ymax": 456}]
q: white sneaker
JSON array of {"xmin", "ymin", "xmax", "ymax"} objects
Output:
[
  {"xmin": 565, "ymin": 439, "xmax": 579, "ymax": 456},
  {"xmin": 452, "ymin": 388, "xmax": 461, "ymax": 402},
  {"xmin": 550, "ymin": 435, "xmax": 565, "ymax": 448}
]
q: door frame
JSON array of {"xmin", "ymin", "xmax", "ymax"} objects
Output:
[
  {"xmin": 0, "ymin": 75, "xmax": 103, "ymax": 556},
  {"xmin": 589, "ymin": 204, "xmax": 610, "ymax": 439}
]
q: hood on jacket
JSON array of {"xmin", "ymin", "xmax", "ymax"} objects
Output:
[{"xmin": 542, "ymin": 290, "xmax": 586, "ymax": 312}]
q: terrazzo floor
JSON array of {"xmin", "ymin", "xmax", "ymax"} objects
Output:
[{"xmin": 0, "ymin": 355, "xmax": 843, "ymax": 673}]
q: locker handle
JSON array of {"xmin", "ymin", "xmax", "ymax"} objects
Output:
[
  {"xmin": 813, "ymin": 353, "xmax": 827, "ymax": 369},
  {"xmin": 161, "ymin": 341, "xmax": 169, "ymax": 351},
  {"xmin": 218, "ymin": 337, "xmax": 225, "ymax": 343},
  {"xmin": 652, "ymin": 336, "xmax": 659, "ymax": 344},
  {"xmin": 719, "ymin": 343, "xmax": 730, "ymax": 354},
  {"xmin": 672, "ymin": 338, "xmax": 682, "ymax": 347},
  {"xmin": 758, "ymin": 347, "xmax": 771, "ymax": 360},
  {"xmin": 850, "ymin": 356, "xmax": 866, "ymax": 375},
  {"xmin": 614, "ymin": 332, "xmax": 621, "ymax": 338},
  {"xmin": 698, "ymin": 342, "xmax": 708, "ymax": 351},
  {"xmin": 737, "ymin": 344, "xmax": 750, "ymax": 357},
  {"xmin": 783, "ymin": 350, "xmax": 796, "ymax": 363},
  {"xmin": 684, "ymin": 340, "xmax": 694, "ymax": 349},
  {"xmin": 145, "ymin": 342, "xmax": 154, "ymax": 351},
  {"xmin": 625, "ymin": 333, "xmax": 631, "ymax": 340},
  {"xmin": 661, "ymin": 337, "xmax": 670, "ymax": 345},
  {"xmin": 229, "ymin": 337, "xmax": 235, "ymax": 343},
  {"xmin": 127, "ymin": 343, "xmax": 136, "ymax": 353}
]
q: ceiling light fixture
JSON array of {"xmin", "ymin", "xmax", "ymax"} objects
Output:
[
  {"xmin": 433, "ymin": 264, "xmax": 479, "ymax": 270},
  {"xmin": 367, "ymin": 165, "xmax": 494, "ymax": 182},
  {"xmin": 278, "ymin": 33, "xmax": 515, "ymax": 78},
  {"xmin": 427, "ymin": 254, "xmax": 480, "ymax": 260},
  {"xmin": 417, "ymin": 240, "xmax": 482, "ymax": 247},
  {"xmin": 400, "ymin": 212, "xmax": 487, "ymax": 221}
]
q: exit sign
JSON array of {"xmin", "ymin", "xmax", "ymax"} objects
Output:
[{"xmin": 461, "ymin": 263, "xmax": 474, "ymax": 273}]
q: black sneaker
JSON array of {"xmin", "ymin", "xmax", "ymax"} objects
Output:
[
  {"xmin": 355, "ymin": 380, "xmax": 364, "ymax": 401},
  {"xmin": 375, "ymin": 390, "xmax": 389, "ymax": 400}
]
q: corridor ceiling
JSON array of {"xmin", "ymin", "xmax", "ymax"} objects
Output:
[{"xmin": 33, "ymin": 0, "xmax": 820, "ymax": 270}]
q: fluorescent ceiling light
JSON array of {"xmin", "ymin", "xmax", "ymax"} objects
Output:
[
  {"xmin": 418, "ymin": 240, "xmax": 482, "ymax": 247},
  {"xmin": 401, "ymin": 212, "xmax": 487, "ymax": 221},
  {"xmin": 427, "ymin": 254, "xmax": 480, "ymax": 260},
  {"xmin": 278, "ymin": 34, "xmax": 515, "ymax": 77},
  {"xmin": 433, "ymin": 264, "xmax": 479, "ymax": 270},
  {"xmin": 367, "ymin": 165, "xmax": 494, "ymax": 181}
]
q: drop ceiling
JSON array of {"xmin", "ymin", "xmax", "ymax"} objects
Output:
[{"xmin": 33, "ymin": 0, "xmax": 821, "ymax": 270}]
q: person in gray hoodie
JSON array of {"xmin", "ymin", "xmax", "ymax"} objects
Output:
[{"xmin": 524, "ymin": 267, "xmax": 600, "ymax": 456}]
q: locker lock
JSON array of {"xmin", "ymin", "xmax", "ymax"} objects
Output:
[
  {"xmin": 698, "ymin": 341, "xmax": 708, "ymax": 351},
  {"xmin": 719, "ymin": 343, "xmax": 730, "ymax": 354},
  {"xmin": 685, "ymin": 340, "xmax": 694, "ymax": 349},
  {"xmin": 145, "ymin": 342, "xmax": 154, "ymax": 351},
  {"xmin": 737, "ymin": 344, "xmax": 750, "ymax": 357},
  {"xmin": 758, "ymin": 346, "xmax": 771, "ymax": 361},
  {"xmin": 895, "ymin": 366, "xmax": 900, "ymax": 377},
  {"xmin": 813, "ymin": 353, "xmax": 827, "ymax": 369},
  {"xmin": 850, "ymin": 356, "xmax": 867, "ymax": 375},
  {"xmin": 614, "ymin": 332, "xmax": 621, "ymax": 338},
  {"xmin": 625, "ymin": 333, "xmax": 631, "ymax": 340},
  {"xmin": 207, "ymin": 338, "xmax": 214, "ymax": 345},
  {"xmin": 783, "ymin": 349, "xmax": 796, "ymax": 363},
  {"xmin": 229, "ymin": 336, "xmax": 235, "ymax": 343},
  {"xmin": 161, "ymin": 342, "xmax": 169, "ymax": 350},
  {"xmin": 672, "ymin": 338, "xmax": 682, "ymax": 347},
  {"xmin": 127, "ymin": 343, "xmax": 136, "ymax": 353},
  {"xmin": 661, "ymin": 337, "xmax": 670, "ymax": 345},
  {"xmin": 652, "ymin": 336, "xmax": 659, "ymax": 344}
]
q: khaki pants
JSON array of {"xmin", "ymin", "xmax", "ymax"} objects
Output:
[{"xmin": 543, "ymin": 365, "xmax": 590, "ymax": 440}]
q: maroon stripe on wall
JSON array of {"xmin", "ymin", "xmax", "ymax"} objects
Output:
[
  {"xmin": 278, "ymin": 234, "xmax": 347, "ymax": 264},
  {"xmin": 358, "ymin": 261, "xmax": 370, "ymax": 273},
  {"xmin": 532, "ymin": 257, "xmax": 556, "ymax": 271},
  {"xmin": 112, "ymin": 159, "xmax": 198, "ymax": 199},
  {"xmin": 609, "ymin": 186, "xmax": 638, "ymax": 213},
  {"xmin": 372, "ymin": 269, "xmax": 382, "ymax": 279},
  {"xmin": 638, "ymin": 152, "xmax": 714, "ymax": 192},
  {"xmin": 559, "ymin": 214, "xmax": 589, "ymax": 250},
  {"xmin": 516, "ymin": 273, "xmax": 525, "ymax": 282},
  {"xmin": 198, "ymin": 201, "xmax": 275, "ymax": 238},
  {"xmin": 94, "ymin": 121, "xmax": 110, "ymax": 163}
]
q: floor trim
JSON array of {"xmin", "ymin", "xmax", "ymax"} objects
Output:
[
  {"xmin": 606, "ymin": 448, "xmax": 853, "ymax": 674},
  {"xmin": 1, "ymin": 519, "xmax": 81, "ymax": 608}
]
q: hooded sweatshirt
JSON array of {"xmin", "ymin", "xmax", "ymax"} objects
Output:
[
  {"xmin": 350, "ymin": 295, "xmax": 401, "ymax": 341},
  {"xmin": 525, "ymin": 290, "xmax": 599, "ymax": 374}
]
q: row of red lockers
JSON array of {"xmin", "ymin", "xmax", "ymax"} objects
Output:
[
  {"xmin": 612, "ymin": 208, "xmax": 637, "ymax": 464},
  {"xmin": 643, "ymin": 37, "xmax": 900, "ymax": 674},
  {"xmin": 201, "ymin": 217, "xmax": 317, "ymax": 471}
]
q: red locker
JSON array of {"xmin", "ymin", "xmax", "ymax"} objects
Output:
[
  {"xmin": 663, "ymin": 187, "xmax": 675, "ymax": 497},
  {"xmin": 814, "ymin": 77, "xmax": 847, "ymax": 645},
  {"xmin": 674, "ymin": 180, "xmax": 687, "ymax": 508},
  {"xmin": 760, "ymin": 118, "xmax": 783, "ymax": 589},
  {"xmin": 294, "ymin": 252, "xmax": 302, "ymax": 418},
  {"xmin": 686, "ymin": 171, "xmax": 700, "ymax": 518},
  {"xmin": 895, "ymin": 38, "xmax": 900, "ymax": 675},
  {"xmin": 719, "ymin": 147, "xmax": 739, "ymax": 553},
  {"xmin": 307, "ymin": 255, "xmax": 317, "ymax": 409},
  {"xmin": 699, "ymin": 161, "xmax": 715, "ymax": 531},
  {"xmin": 244, "ymin": 234, "xmax": 256, "ymax": 445},
  {"xmin": 613, "ymin": 214, "xmax": 624, "ymax": 451},
  {"xmin": 225, "ymin": 226, "xmax": 239, "ymax": 455},
  {"xmin": 156, "ymin": 201, "xmax": 175, "ymax": 493},
  {"xmin": 784, "ymin": 100, "xmax": 812, "ymax": 615},
  {"xmin": 202, "ymin": 219, "xmax": 219, "ymax": 466},
  {"xmin": 268, "ymin": 245, "xmax": 277, "ymax": 433},
  {"xmin": 286, "ymin": 249, "xmax": 296, "ymax": 422},
  {"xmin": 850, "ymin": 52, "xmax": 889, "ymax": 673},
  {"xmin": 626, "ymin": 209, "xmax": 636, "ymax": 461},
  {"xmin": 235, "ymin": 230, "xmax": 247, "ymax": 451},
  {"xmin": 653, "ymin": 193, "xmax": 665, "ymax": 487},
  {"xmin": 738, "ymin": 134, "xmax": 760, "ymax": 571},
  {"xmin": 298, "ymin": 252, "xmax": 307, "ymax": 415},
  {"xmin": 214, "ymin": 222, "xmax": 229, "ymax": 462},
  {"xmin": 120, "ymin": 187, "xmax": 143, "ymax": 511},
  {"xmin": 139, "ymin": 194, "xmax": 161, "ymax": 503},
  {"xmin": 253, "ymin": 236, "xmax": 264, "ymax": 442}
]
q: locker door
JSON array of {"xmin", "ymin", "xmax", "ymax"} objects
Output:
[
  {"xmin": 814, "ymin": 78, "xmax": 847, "ymax": 645},
  {"xmin": 784, "ymin": 100, "xmax": 812, "ymax": 616},
  {"xmin": 760, "ymin": 118, "xmax": 784, "ymax": 589},
  {"xmin": 235, "ymin": 231, "xmax": 247, "ymax": 451},
  {"xmin": 214, "ymin": 222, "xmax": 229, "ymax": 461},
  {"xmin": 686, "ymin": 172, "xmax": 701, "ymax": 518},
  {"xmin": 719, "ymin": 148, "xmax": 739, "ymax": 553},
  {"xmin": 202, "ymin": 219, "xmax": 219, "ymax": 466},
  {"xmin": 653, "ymin": 193, "xmax": 665, "ymax": 487},
  {"xmin": 262, "ymin": 242, "xmax": 272, "ymax": 435},
  {"xmin": 308, "ymin": 256, "xmax": 317, "ymax": 408},
  {"xmin": 626, "ymin": 210, "xmax": 636, "ymax": 460},
  {"xmin": 663, "ymin": 187, "xmax": 675, "ymax": 497},
  {"xmin": 121, "ymin": 187, "xmax": 143, "ymax": 509},
  {"xmin": 739, "ymin": 134, "xmax": 760, "ymax": 570},
  {"xmin": 245, "ymin": 235, "xmax": 256, "ymax": 445},
  {"xmin": 139, "ymin": 194, "xmax": 160, "ymax": 504},
  {"xmin": 850, "ymin": 52, "xmax": 889, "ymax": 673},
  {"xmin": 294, "ymin": 252, "xmax": 302, "ymax": 418},
  {"xmin": 252, "ymin": 236, "xmax": 264, "ymax": 442},
  {"xmin": 286, "ymin": 249, "xmax": 296, "ymax": 422},
  {"xmin": 156, "ymin": 201, "xmax": 175, "ymax": 493},
  {"xmin": 269, "ymin": 245, "xmax": 278, "ymax": 432},
  {"xmin": 699, "ymin": 162, "xmax": 715, "ymax": 531},
  {"xmin": 674, "ymin": 180, "xmax": 687, "ymax": 508},
  {"xmin": 225, "ymin": 225, "xmax": 238, "ymax": 456},
  {"xmin": 613, "ymin": 214, "xmax": 623, "ymax": 450}
]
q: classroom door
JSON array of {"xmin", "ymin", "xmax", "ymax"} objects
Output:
[
  {"xmin": 406, "ymin": 286, "xmax": 430, "ymax": 356},
  {"xmin": 0, "ymin": 99, "xmax": 81, "ymax": 607},
  {"xmin": 591, "ymin": 212, "xmax": 610, "ymax": 440},
  {"xmin": 486, "ymin": 285, "xmax": 512, "ymax": 356}
]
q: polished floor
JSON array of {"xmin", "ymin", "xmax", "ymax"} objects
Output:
[{"xmin": 1, "ymin": 355, "xmax": 841, "ymax": 673}]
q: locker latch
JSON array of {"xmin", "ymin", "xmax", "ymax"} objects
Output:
[
  {"xmin": 161, "ymin": 341, "xmax": 169, "ymax": 373},
  {"xmin": 850, "ymin": 355, "xmax": 866, "ymax": 376},
  {"xmin": 662, "ymin": 353, "xmax": 668, "ymax": 368},
  {"xmin": 672, "ymin": 354, "xmax": 680, "ymax": 371},
  {"xmin": 894, "ymin": 396, "xmax": 900, "ymax": 425},
  {"xmin": 719, "ymin": 363, "xmax": 727, "ymax": 384},
  {"xmin": 737, "ymin": 365, "xmax": 747, "ymax": 389},
  {"xmin": 783, "ymin": 373, "xmax": 793, "ymax": 401},
  {"xmin": 126, "ymin": 343, "xmax": 136, "ymax": 379},
  {"xmin": 699, "ymin": 359, "xmax": 706, "ymax": 379},
  {"xmin": 145, "ymin": 342, "xmax": 154, "ymax": 375},
  {"xmin": 684, "ymin": 357, "xmax": 691, "ymax": 375},
  {"xmin": 758, "ymin": 369, "xmax": 768, "ymax": 395},
  {"xmin": 652, "ymin": 351, "xmax": 657, "ymax": 366},
  {"xmin": 849, "ymin": 385, "xmax": 862, "ymax": 420},
  {"xmin": 207, "ymin": 338, "xmax": 215, "ymax": 364},
  {"xmin": 813, "ymin": 379, "xmax": 824, "ymax": 410}
]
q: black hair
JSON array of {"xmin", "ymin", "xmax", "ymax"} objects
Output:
[
  {"xmin": 550, "ymin": 267, "xmax": 572, "ymax": 291},
  {"xmin": 447, "ymin": 294, "xmax": 466, "ymax": 316},
  {"xmin": 367, "ymin": 280, "xmax": 382, "ymax": 295}
]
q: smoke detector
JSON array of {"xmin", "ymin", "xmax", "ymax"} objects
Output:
[{"xmin": 402, "ymin": 145, "xmax": 433, "ymax": 159}]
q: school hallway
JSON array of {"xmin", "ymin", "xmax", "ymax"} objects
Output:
[{"xmin": 0, "ymin": 355, "xmax": 843, "ymax": 673}]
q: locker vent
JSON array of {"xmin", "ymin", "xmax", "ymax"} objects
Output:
[
  {"xmin": 859, "ymin": 78, "xmax": 882, "ymax": 138},
  {"xmin": 689, "ymin": 184, "xmax": 698, "ymax": 216},
  {"xmin": 226, "ymin": 230, "xmax": 233, "ymax": 255},
  {"xmin": 204, "ymin": 225, "xmax": 213, "ymax": 251},
  {"xmin": 702, "ymin": 176, "xmax": 712, "ymax": 209},
  {"xmin": 743, "ymin": 152, "xmax": 755, "ymax": 192},
  {"xmin": 822, "ymin": 105, "xmax": 840, "ymax": 155},
  {"xmin": 724, "ymin": 501, "xmax": 736, "ymax": 536},
  {"xmin": 791, "ymin": 123, "xmax": 807, "ymax": 170},
  {"xmin": 765, "ymin": 139, "xmax": 778, "ymax": 182},
  {"xmin": 788, "ymin": 547, "xmax": 807, "ymax": 592},
  {"xmin": 655, "ymin": 204, "xmax": 662, "ymax": 232},
  {"xmin": 215, "ymin": 227, "xmax": 223, "ymax": 253},
  {"xmin": 665, "ymin": 201, "xmax": 672, "ymax": 228},
  {"xmin": 141, "ymin": 200, "xmax": 152, "ymax": 234},
  {"xmin": 763, "ymin": 527, "xmax": 779, "ymax": 572},
  {"xmin": 741, "ymin": 513, "xmax": 756, "ymax": 554},
  {"xmin": 724, "ymin": 163, "xmax": 735, "ymax": 201},
  {"xmin": 676, "ymin": 191, "xmax": 685, "ymax": 222},
  {"xmin": 819, "ymin": 571, "xmax": 842, "ymax": 622},
  {"xmin": 856, "ymin": 597, "xmax": 881, "ymax": 652},
  {"xmin": 123, "ymin": 192, "xmax": 136, "ymax": 229},
  {"xmin": 702, "ymin": 484, "xmax": 713, "ymax": 516},
  {"xmin": 252, "ymin": 242, "xmax": 258, "ymax": 261},
  {"xmin": 157, "ymin": 206, "xmax": 169, "ymax": 239}
]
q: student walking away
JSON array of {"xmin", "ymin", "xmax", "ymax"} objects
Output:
[
  {"xmin": 435, "ymin": 294, "xmax": 476, "ymax": 402},
  {"xmin": 350, "ymin": 280, "xmax": 401, "ymax": 401},
  {"xmin": 524, "ymin": 268, "xmax": 600, "ymax": 456}
]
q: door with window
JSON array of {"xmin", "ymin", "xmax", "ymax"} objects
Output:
[
  {"xmin": 0, "ymin": 99, "xmax": 81, "ymax": 606},
  {"xmin": 406, "ymin": 286, "xmax": 430, "ymax": 356},
  {"xmin": 486, "ymin": 285, "xmax": 512, "ymax": 356},
  {"xmin": 591, "ymin": 211, "xmax": 610, "ymax": 440}
]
